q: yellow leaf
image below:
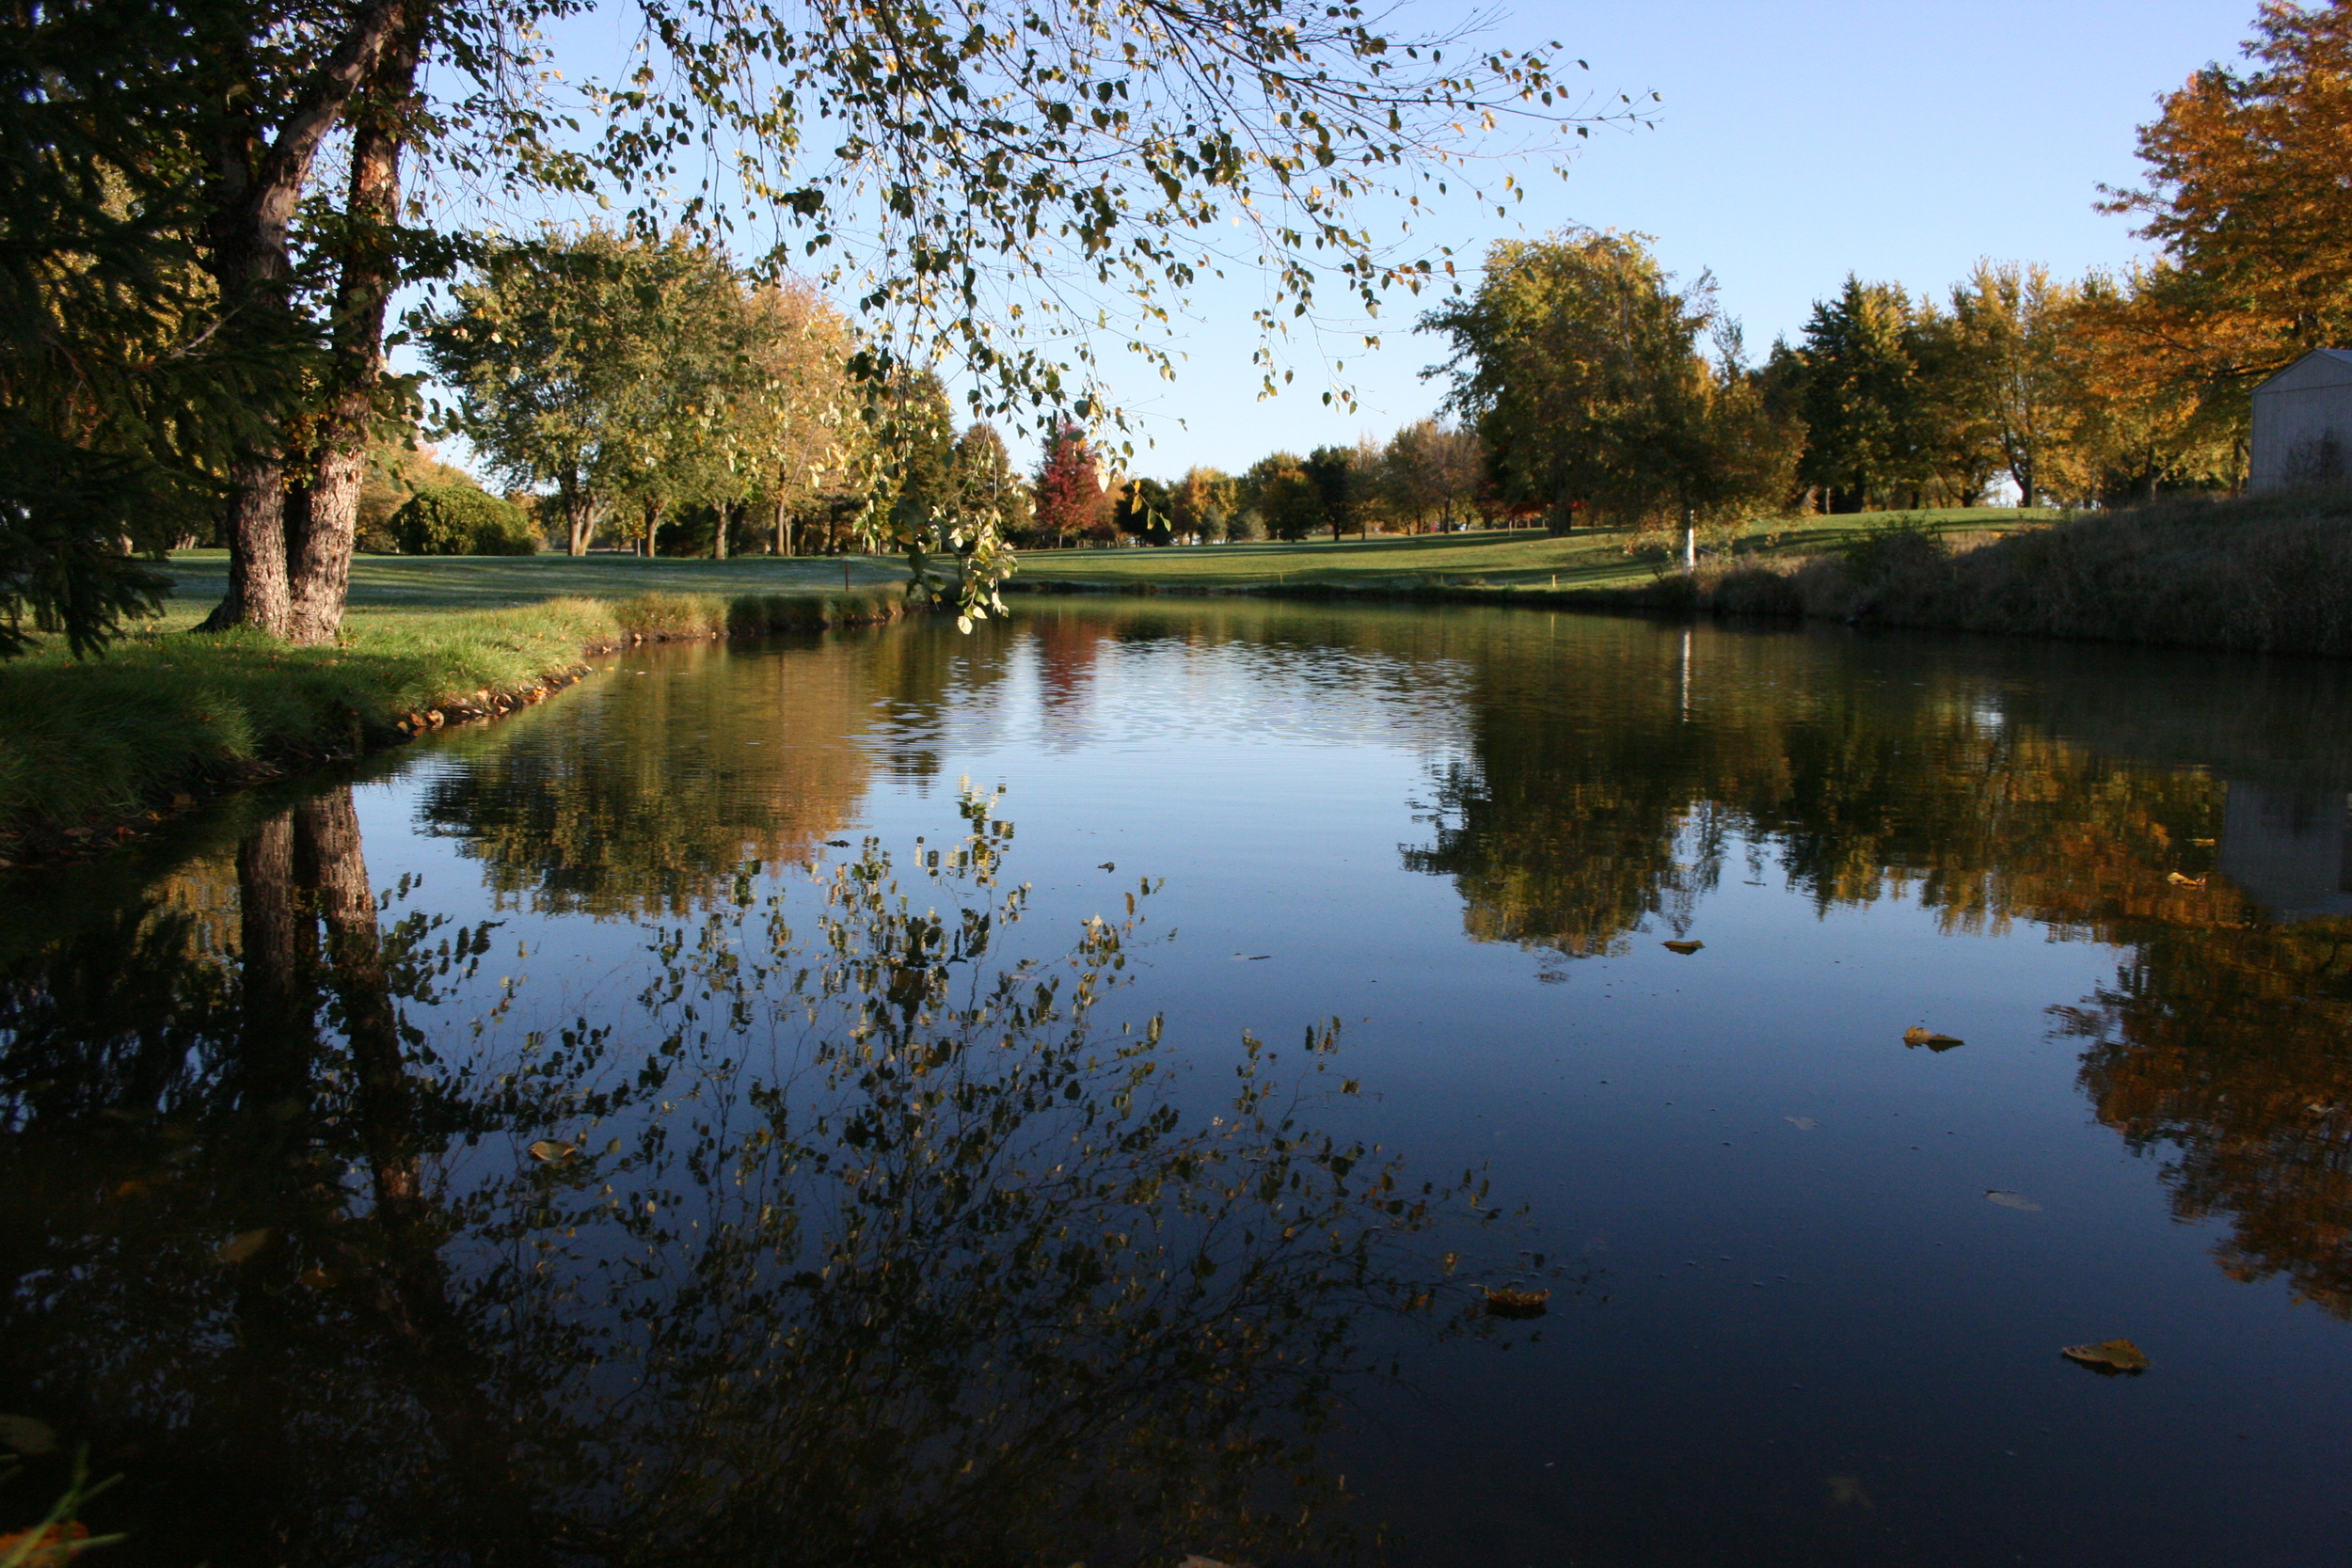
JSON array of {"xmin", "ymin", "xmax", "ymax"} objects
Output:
[
  {"xmin": 529, "ymin": 1140, "xmax": 576, "ymax": 1164},
  {"xmin": 2061, "ymin": 1338, "xmax": 2149, "ymax": 1374},
  {"xmin": 1661, "ymin": 940, "xmax": 1703, "ymax": 955}
]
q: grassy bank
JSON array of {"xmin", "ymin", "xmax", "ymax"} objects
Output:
[
  {"xmin": 1009, "ymin": 491, "xmax": 2352, "ymax": 657},
  {"xmin": 1632, "ymin": 485, "xmax": 2352, "ymax": 656},
  {"xmin": 1004, "ymin": 508, "xmax": 2058, "ymax": 594},
  {"xmin": 0, "ymin": 555, "xmax": 913, "ymax": 859}
]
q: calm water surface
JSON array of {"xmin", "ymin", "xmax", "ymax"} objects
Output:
[{"xmin": 7, "ymin": 599, "xmax": 2352, "ymax": 1566}]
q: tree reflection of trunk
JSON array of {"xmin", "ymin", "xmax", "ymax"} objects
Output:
[
  {"xmin": 302, "ymin": 792, "xmax": 414, "ymax": 1209},
  {"xmin": 226, "ymin": 806, "xmax": 315, "ymax": 1527},
  {"xmin": 294, "ymin": 788, "xmax": 554, "ymax": 1568},
  {"xmin": 234, "ymin": 810, "xmax": 311, "ymax": 1113}
]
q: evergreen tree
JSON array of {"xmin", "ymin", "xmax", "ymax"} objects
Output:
[{"xmin": 1792, "ymin": 277, "xmax": 1931, "ymax": 512}]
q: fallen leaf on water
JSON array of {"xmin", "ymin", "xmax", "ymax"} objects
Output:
[
  {"xmin": 2167, "ymin": 871, "xmax": 2206, "ymax": 888},
  {"xmin": 2061, "ymin": 1338, "xmax": 2149, "ymax": 1374},
  {"xmin": 2192, "ymin": 837, "xmax": 2216, "ymax": 847},
  {"xmin": 528, "ymin": 1140, "xmax": 576, "ymax": 1164},
  {"xmin": 1661, "ymin": 940, "xmax": 1704, "ymax": 954},
  {"xmin": 0, "ymin": 1414, "xmax": 56, "ymax": 1455},
  {"xmin": 1786, "ymin": 1117, "xmax": 1817, "ymax": 1131},
  {"xmin": 1986, "ymin": 1190, "xmax": 2042, "ymax": 1212},
  {"xmin": 214, "ymin": 1227, "xmax": 271, "ymax": 1266},
  {"xmin": 1483, "ymin": 1286, "xmax": 1549, "ymax": 1320},
  {"xmin": 1902, "ymin": 1026, "xmax": 1964, "ymax": 1051},
  {"xmin": 1232, "ymin": 953, "xmax": 1271, "ymax": 961},
  {"xmin": 1097, "ymin": 862, "xmax": 1117, "ymax": 872},
  {"xmin": 1178, "ymin": 1558, "xmax": 1232, "ymax": 1568},
  {"xmin": 823, "ymin": 839, "xmax": 850, "ymax": 847}
]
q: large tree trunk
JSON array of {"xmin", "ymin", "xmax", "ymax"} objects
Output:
[
  {"xmin": 775, "ymin": 498, "xmax": 794, "ymax": 557},
  {"xmin": 559, "ymin": 475, "xmax": 596, "ymax": 555},
  {"xmin": 290, "ymin": 21, "xmax": 421, "ymax": 645},
  {"xmin": 713, "ymin": 501, "xmax": 728, "ymax": 559},
  {"xmin": 201, "ymin": 461, "xmax": 294, "ymax": 634},
  {"xmin": 198, "ymin": 0, "xmax": 412, "ymax": 638}
]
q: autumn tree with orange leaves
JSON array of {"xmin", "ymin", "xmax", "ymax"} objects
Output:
[{"xmin": 2097, "ymin": 0, "xmax": 2352, "ymax": 471}]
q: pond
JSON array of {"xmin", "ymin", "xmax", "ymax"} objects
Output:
[{"xmin": 6, "ymin": 598, "xmax": 2352, "ymax": 1567}]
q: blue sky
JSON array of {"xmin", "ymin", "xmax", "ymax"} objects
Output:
[
  {"xmin": 1102, "ymin": 0, "xmax": 2257, "ymax": 475},
  {"xmin": 419, "ymin": 0, "xmax": 2256, "ymax": 482}
]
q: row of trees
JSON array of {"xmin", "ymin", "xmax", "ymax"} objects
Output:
[
  {"xmin": 1418, "ymin": 3, "xmax": 2352, "ymax": 553},
  {"xmin": 1767, "ymin": 260, "xmax": 2240, "ymax": 514},
  {"xmin": 1026, "ymin": 420, "xmax": 1487, "ymax": 549},
  {"xmin": 406, "ymin": 0, "xmax": 2352, "ymax": 568},
  {"xmin": 2, "ymin": 0, "xmax": 1590, "ymax": 652},
  {"xmin": 426, "ymin": 230, "xmax": 856, "ymax": 559}
]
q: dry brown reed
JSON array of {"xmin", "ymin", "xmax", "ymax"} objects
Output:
[{"xmin": 1697, "ymin": 484, "xmax": 2352, "ymax": 657}]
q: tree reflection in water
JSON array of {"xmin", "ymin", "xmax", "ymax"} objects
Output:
[
  {"xmin": 0, "ymin": 784, "xmax": 1487, "ymax": 1566},
  {"xmin": 1397, "ymin": 623, "xmax": 2352, "ymax": 1323}
]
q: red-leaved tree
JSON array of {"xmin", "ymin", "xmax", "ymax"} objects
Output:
[{"xmin": 1031, "ymin": 423, "xmax": 1107, "ymax": 547}]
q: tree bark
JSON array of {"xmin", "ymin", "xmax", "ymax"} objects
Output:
[
  {"xmin": 290, "ymin": 16, "xmax": 422, "ymax": 645},
  {"xmin": 775, "ymin": 497, "xmax": 794, "ymax": 557},
  {"xmin": 713, "ymin": 501, "xmax": 728, "ymax": 559},
  {"xmin": 198, "ymin": 0, "xmax": 412, "ymax": 638},
  {"xmin": 558, "ymin": 473, "xmax": 596, "ymax": 555}
]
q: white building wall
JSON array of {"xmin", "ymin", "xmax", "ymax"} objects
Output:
[{"xmin": 2249, "ymin": 350, "xmax": 2352, "ymax": 492}]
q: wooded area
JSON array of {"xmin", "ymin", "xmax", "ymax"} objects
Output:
[
  {"xmin": 0, "ymin": 0, "xmax": 1600, "ymax": 652},
  {"xmin": 7, "ymin": 0, "xmax": 2351, "ymax": 656}
]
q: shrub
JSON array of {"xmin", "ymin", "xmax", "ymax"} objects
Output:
[
  {"xmin": 390, "ymin": 484, "xmax": 538, "ymax": 556},
  {"xmin": 1836, "ymin": 514, "xmax": 1949, "ymax": 582}
]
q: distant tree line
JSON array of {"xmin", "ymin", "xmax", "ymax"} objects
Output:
[{"xmin": 313, "ymin": 0, "xmax": 2352, "ymax": 570}]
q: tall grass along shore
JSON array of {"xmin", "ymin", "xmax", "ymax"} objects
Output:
[
  {"xmin": 1677, "ymin": 486, "xmax": 2352, "ymax": 655},
  {"xmin": 0, "ymin": 557, "xmax": 914, "ymax": 863},
  {"xmin": 1009, "ymin": 487, "xmax": 2352, "ymax": 658}
]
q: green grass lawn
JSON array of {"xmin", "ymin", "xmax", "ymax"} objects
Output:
[
  {"xmin": 151, "ymin": 548, "xmax": 908, "ymax": 626},
  {"xmin": 2, "ymin": 553, "xmax": 915, "ymax": 848},
  {"xmin": 1006, "ymin": 508, "xmax": 2061, "ymax": 593}
]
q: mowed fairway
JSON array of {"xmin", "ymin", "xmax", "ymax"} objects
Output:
[
  {"xmin": 150, "ymin": 510, "xmax": 2061, "ymax": 619},
  {"xmin": 1006, "ymin": 508, "xmax": 2059, "ymax": 594},
  {"xmin": 153, "ymin": 549, "xmax": 910, "ymax": 626}
]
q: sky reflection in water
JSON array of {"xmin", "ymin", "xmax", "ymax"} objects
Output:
[{"xmin": 6, "ymin": 599, "xmax": 2352, "ymax": 1567}]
